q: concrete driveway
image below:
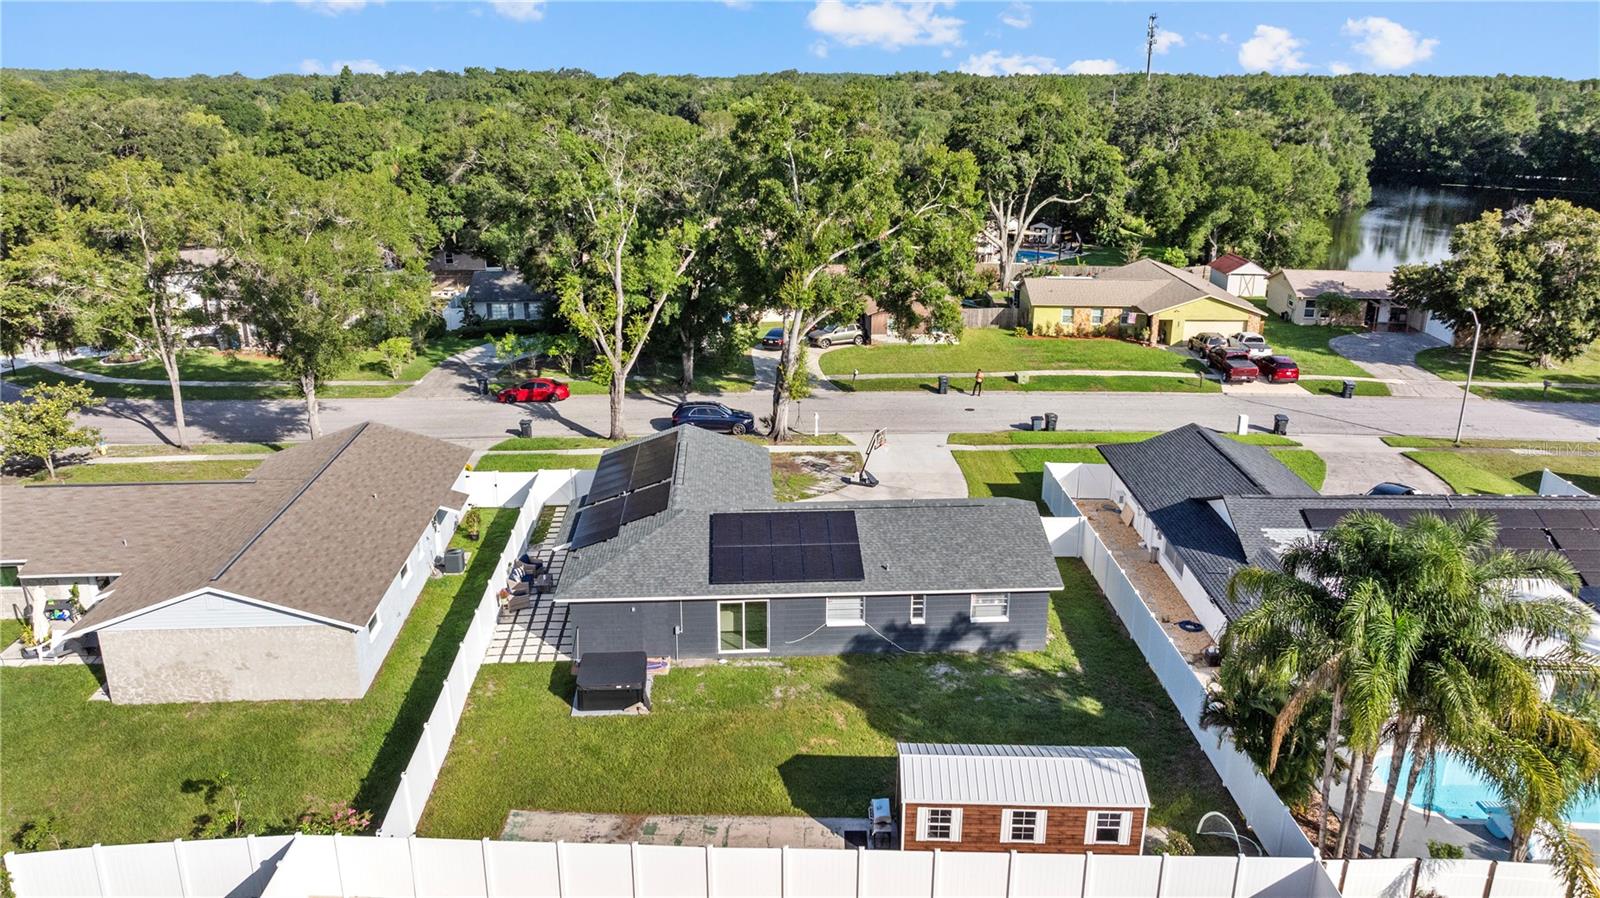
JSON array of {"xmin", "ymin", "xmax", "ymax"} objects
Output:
[
  {"xmin": 1328, "ymin": 332, "xmax": 1459, "ymax": 398},
  {"xmin": 1295, "ymin": 434, "xmax": 1452, "ymax": 495}
]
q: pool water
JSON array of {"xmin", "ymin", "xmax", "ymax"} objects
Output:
[
  {"xmin": 1015, "ymin": 250, "xmax": 1061, "ymax": 263},
  {"xmin": 1381, "ymin": 752, "xmax": 1600, "ymax": 825}
]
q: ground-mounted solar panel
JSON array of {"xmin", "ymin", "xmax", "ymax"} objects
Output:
[
  {"xmin": 620, "ymin": 482, "xmax": 672, "ymax": 524},
  {"xmin": 1538, "ymin": 509, "xmax": 1594, "ymax": 530},
  {"xmin": 1496, "ymin": 528, "xmax": 1553, "ymax": 549},
  {"xmin": 709, "ymin": 510, "xmax": 865, "ymax": 584},
  {"xmin": 1490, "ymin": 508, "xmax": 1545, "ymax": 529},
  {"xmin": 570, "ymin": 497, "xmax": 626, "ymax": 548},
  {"xmin": 1552, "ymin": 529, "xmax": 1600, "ymax": 551}
]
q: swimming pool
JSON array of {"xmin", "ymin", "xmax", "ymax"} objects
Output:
[
  {"xmin": 1379, "ymin": 752, "xmax": 1600, "ymax": 826},
  {"xmin": 1015, "ymin": 249, "xmax": 1061, "ymax": 263}
]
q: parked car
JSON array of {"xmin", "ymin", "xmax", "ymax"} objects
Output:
[
  {"xmin": 807, "ymin": 322, "xmax": 864, "ymax": 347},
  {"xmin": 760, "ymin": 327, "xmax": 786, "ymax": 349},
  {"xmin": 672, "ymin": 401, "xmax": 758, "ymax": 435},
  {"xmin": 1186, "ymin": 331, "xmax": 1227, "ymax": 355},
  {"xmin": 1207, "ymin": 346, "xmax": 1259, "ymax": 383},
  {"xmin": 496, "ymin": 378, "xmax": 570, "ymax": 403},
  {"xmin": 1254, "ymin": 355, "xmax": 1300, "ymax": 383},
  {"xmin": 1367, "ymin": 482, "xmax": 1418, "ymax": 496},
  {"xmin": 1231, "ymin": 332, "xmax": 1272, "ymax": 357}
]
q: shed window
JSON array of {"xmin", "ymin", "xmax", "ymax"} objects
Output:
[
  {"xmin": 917, "ymin": 807, "xmax": 961, "ymax": 842},
  {"xmin": 970, "ymin": 593, "xmax": 1009, "ymax": 622},
  {"xmin": 1087, "ymin": 811, "xmax": 1131, "ymax": 845},
  {"xmin": 909, "ymin": 595, "xmax": 926, "ymax": 624},
  {"xmin": 1002, "ymin": 809, "xmax": 1047, "ymax": 844},
  {"xmin": 826, "ymin": 597, "xmax": 865, "ymax": 626},
  {"xmin": 0, "ymin": 566, "xmax": 19, "ymax": 588},
  {"xmin": 366, "ymin": 610, "xmax": 382, "ymax": 642}
]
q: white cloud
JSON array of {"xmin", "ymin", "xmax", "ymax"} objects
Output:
[
  {"xmin": 488, "ymin": 0, "xmax": 546, "ymax": 22},
  {"xmin": 999, "ymin": 2, "xmax": 1031, "ymax": 29},
  {"xmin": 1217, "ymin": 32, "xmax": 1231, "ymax": 44},
  {"xmin": 959, "ymin": 50, "xmax": 1061, "ymax": 76},
  {"xmin": 722, "ymin": 0, "xmax": 753, "ymax": 9},
  {"xmin": 1065, "ymin": 58, "xmax": 1121, "ymax": 75},
  {"xmin": 1329, "ymin": 61, "xmax": 1354, "ymax": 76},
  {"xmin": 1153, "ymin": 29, "xmax": 1184, "ymax": 55},
  {"xmin": 1238, "ymin": 24, "xmax": 1309, "ymax": 73},
  {"xmin": 809, "ymin": 39, "xmax": 830, "ymax": 58},
  {"xmin": 299, "ymin": 58, "xmax": 404, "ymax": 75},
  {"xmin": 1342, "ymin": 16, "xmax": 1438, "ymax": 70},
  {"xmin": 293, "ymin": 0, "xmax": 378, "ymax": 14},
  {"xmin": 806, "ymin": 1, "xmax": 963, "ymax": 51}
]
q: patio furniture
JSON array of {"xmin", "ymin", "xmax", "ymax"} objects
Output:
[{"xmin": 499, "ymin": 591, "xmax": 535, "ymax": 614}]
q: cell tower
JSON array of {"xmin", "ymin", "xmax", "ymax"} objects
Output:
[{"xmin": 1145, "ymin": 14, "xmax": 1158, "ymax": 83}]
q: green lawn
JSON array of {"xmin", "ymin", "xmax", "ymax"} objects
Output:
[
  {"xmin": 1472, "ymin": 384, "xmax": 1600, "ymax": 403},
  {"xmin": 1403, "ymin": 450, "xmax": 1600, "ymax": 495},
  {"xmin": 954, "ymin": 448, "xmax": 1103, "ymax": 511},
  {"xmin": 487, "ymin": 436, "xmax": 621, "ymax": 451},
  {"xmin": 1269, "ymin": 449, "xmax": 1327, "ymax": 491},
  {"xmin": 471, "ymin": 453, "xmax": 602, "ymax": 472},
  {"xmin": 0, "ymin": 509, "xmax": 514, "ymax": 848},
  {"xmin": 3, "ymin": 365, "xmax": 408, "ymax": 400},
  {"xmin": 103, "ymin": 442, "xmax": 287, "ymax": 457},
  {"xmin": 948, "ymin": 431, "xmax": 1297, "ymax": 447},
  {"xmin": 771, "ymin": 451, "xmax": 862, "ymax": 502},
  {"xmin": 830, "ymin": 373, "xmax": 1218, "ymax": 394},
  {"xmin": 1382, "ymin": 436, "xmax": 1600, "ymax": 452},
  {"xmin": 60, "ymin": 336, "xmax": 483, "ymax": 384},
  {"xmin": 1307, "ymin": 378, "xmax": 1393, "ymax": 397},
  {"xmin": 1254, "ymin": 306, "xmax": 1374, "ymax": 379},
  {"xmin": 1414, "ymin": 343, "xmax": 1600, "ymax": 385},
  {"xmin": 19, "ymin": 459, "xmax": 263, "ymax": 484},
  {"xmin": 417, "ymin": 559, "xmax": 1234, "ymax": 846},
  {"xmin": 0, "ymin": 618, "xmax": 22, "ymax": 649},
  {"xmin": 503, "ymin": 354, "xmax": 758, "ymax": 397},
  {"xmin": 819, "ymin": 330, "xmax": 1192, "ymax": 376}
]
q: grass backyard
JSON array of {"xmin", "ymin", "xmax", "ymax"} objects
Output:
[
  {"xmin": 830, "ymin": 373, "xmax": 1218, "ymax": 394},
  {"xmin": 0, "ymin": 509, "xmax": 514, "ymax": 849},
  {"xmin": 417, "ymin": 559, "xmax": 1234, "ymax": 846},
  {"xmin": 818, "ymin": 330, "xmax": 1192, "ymax": 377},
  {"xmin": 1402, "ymin": 449, "xmax": 1600, "ymax": 495}
]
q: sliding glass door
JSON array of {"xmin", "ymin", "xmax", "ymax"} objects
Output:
[{"xmin": 718, "ymin": 600, "xmax": 769, "ymax": 652}]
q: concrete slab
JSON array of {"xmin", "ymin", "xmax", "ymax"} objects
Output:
[
  {"xmin": 1294, "ymin": 434, "xmax": 1452, "ymax": 495},
  {"xmin": 501, "ymin": 810, "xmax": 860, "ymax": 849},
  {"xmin": 810, "ymin": 432, "xmax": 968, "ymax": 502}
]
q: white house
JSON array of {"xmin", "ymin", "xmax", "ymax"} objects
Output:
[{"xmin": 1206, "ymin": 253, "xmax": 1269, "ymax": 297}]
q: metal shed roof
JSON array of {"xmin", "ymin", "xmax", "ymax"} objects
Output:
[{"xmin": 896, "ymin": 743, "xmax": 1150, "ymax": 809}]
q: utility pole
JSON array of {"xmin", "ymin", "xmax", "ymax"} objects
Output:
[{"xmin": 1145, "ymin": 14, "xmax": 1158, "ymax": 83}]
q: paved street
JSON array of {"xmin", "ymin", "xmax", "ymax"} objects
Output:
[{"xmin": 71, "ymin": 386, "xmax": 1600, "ymax": 447}]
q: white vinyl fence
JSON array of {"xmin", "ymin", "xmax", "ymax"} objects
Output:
[
  {"xmin": 1326, "ymin": 857, "xmax": 1564, "ymax": 898},
  {"xmin": 1044, "ymin": 463, "xmax": 1319, "ymax": 861},
  {"xmin": 376, "ymin": 469, "xmax": 587, "ymax": 838},
  {"xmin": 4, "ymin": 835, "xmax": 294, "ymax": 898}
]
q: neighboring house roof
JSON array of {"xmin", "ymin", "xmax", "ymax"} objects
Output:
[
  {"xmin": 0, "ymin": 424, "xmax": 470, "ymax": 634},
  {"xmin": 897, "ymin": 743, "xmax": 1150, "ymax": 809},
  {"xmin": 1271, "ymin": 269, "xmax": 1393, "ymax": 301},
  {"xmin": 1098, "ymin": 425, "xmax": 1314, "ymax": 619},
  {"xmin": 178, "ymin": 247, "xmax": 224, "ymax": 268},
  {"xmin": 1021, "ymin": 259, "xmax": 1262, "ymax": 317},
  {"xmin": 1208, "ymin": 253, "xmax": 1266, "ymax": 276},
  {"xmin": 552, "ymin": 427, "xmax": 1063, "ymax": 603},
  {"xmin": 468, "ymin": 269, "xmax": 536, "ymax": 305}
]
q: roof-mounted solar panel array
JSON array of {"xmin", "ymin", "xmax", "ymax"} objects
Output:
[
  {"xmin": 570, "ymin": 431, "xmax": 681, "ymax": 549},
  {"xmin": 709, "ymin": 510, "xmax": 865, "ymax": 584}
]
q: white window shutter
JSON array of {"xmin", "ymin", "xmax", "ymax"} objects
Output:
[
  {"xmin": 1083, "ymin": 813, "xmax": 1095, "ymax": 844},
  {"xmin": 1034, "ymin": 810, "xmax": 1048, "ymax": 844},
  {"xmin": 950, "ymin": 808, "xmax": 963, "ymax": 842},
  {"xmin": 915, "ymin": 808, "xmax": 929, "ymax": 841},
  {"xmin": 999, "ymin": 809, "xmax": 1013, "ymax": 842},
  {"xmin": 1118, "ymin": 811, "xmax": 1132, "ymax": 845}
]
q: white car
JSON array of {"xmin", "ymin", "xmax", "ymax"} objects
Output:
[{"xmin": 1230, "ymin": 332, "xmax": 1273, "ymax": 358}]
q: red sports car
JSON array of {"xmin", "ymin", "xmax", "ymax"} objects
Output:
[{"xmin": 496, "ymin": 378, "xmax": 570, "ymax": 403}]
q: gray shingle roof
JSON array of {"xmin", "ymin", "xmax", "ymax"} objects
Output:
[
  {"xmin": 468, "ymin": 268, "xmax": 536, "ymax": 304},
  {"xmin": 1272, "ymin": 269, "xmax": 1392, "ymax": 301},
  {"xmin": 1098, "ymin": 425, "xmax": 1315, "ymax": 619},
  {"xmin": 1021, "ymin": 259, "xmax": 1263, "ymax": 318},
  {"xmin": 897, "ymin": 743, "xmax": 1150, "ymax": 808},
  {"xmin": 554, "ymin": 428, "xmax": 1063, "ymax": 602},
  {"xmin": 2, "ymin": 424, "xmax": 470, "ymax": 632}
]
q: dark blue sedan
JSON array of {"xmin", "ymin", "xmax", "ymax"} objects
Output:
[{"xmin": 672, "ymin": 401, "xmax": 758, "ymax": 435}]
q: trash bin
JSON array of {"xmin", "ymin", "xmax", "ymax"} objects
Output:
[
  {"xmin": 519, "ymin": 419, "xmax": 534, "ymax": 438},
  {"xmin": 1340, "ymin": 380, "xmax": 1356, "ymax": 399},
  {"xmin": 1030, "ymin": 415, "xmax": 1045, "ymax": 432},
  {"xmin": 475, "ymin": 375, "xmax": 490, "ymax": 395},
  {"xmin": 1273, "ymin": 413, "xmax": 1289, "ymax": 436},
  {"xmin": 937, "ymin": 374, "xmax": 949, "ymax": 395},
  {"xmin": 1045, "ymin": 412, "xmax": 1058, "ymax": 431}
]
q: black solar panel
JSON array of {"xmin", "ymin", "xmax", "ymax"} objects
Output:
[
  {"xmin": 620, "ymin": 482, "xmax": 672, "ymax": 525},
  {"xmin": 1489, "ymin": 509, "xmax": 1545, "ymax": 529},
  {"xmin": 570, "ymin": 497, "xmax": 626, "ymax": 548},
  {"xmin": 573, "ymin": 433, "xmax": 681, "ymax": 544},
  {"xmin": 1552, "ymin": 529, "xmax": 1600, "ymax": 551},
  {"xmin": 1301, "ymin": 508, "xmax": 1352, "ymax": 530},
  {"xmin": 708, "ymin": 510, "xmax": 866, "ymax": 584},
  {"xmin": 1539, "ymin": 509, "xmax": 1594, "ymax": 530},
  {"xmin": 1497, "ymin": 528, "xmax": 1553, "ymax": 549},
  {"xmin": 1586, "ymin": 510, "xmax": 1600, "ymax": 529},
  {"xmin": 586, "ymin": 445, "xmax": 639, "ymax": 505}
]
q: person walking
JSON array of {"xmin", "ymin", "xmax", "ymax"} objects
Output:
[{"xmin": 973, "ymin": 369, "xmax": 985, "ymax": 397}]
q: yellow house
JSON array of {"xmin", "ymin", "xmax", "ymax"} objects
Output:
[{"xmin": 1018, "ymin": 259, "xmax": 1265, "ymax": 346}]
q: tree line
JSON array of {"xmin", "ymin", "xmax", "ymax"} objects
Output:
[{"xmin": 2, "ymin": 67, "xmax": 1596, "ymax": 440}]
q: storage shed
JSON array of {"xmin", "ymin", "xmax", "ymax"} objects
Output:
[
  {"xmin": 573, "ymin": 651, "xmax": 651, "ymax": 714},
  {"xmin": 896, "ymin": 743, "xmax": 1150, "ymax": 854}
]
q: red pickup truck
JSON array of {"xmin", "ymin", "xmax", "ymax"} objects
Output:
[{"xmin": 1207, "ymin": 346, "xmax": 1259, "ymax": 383}]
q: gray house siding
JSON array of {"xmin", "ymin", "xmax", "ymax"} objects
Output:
[{"xmin": 567, "ymin": 592, "xmax": 1048, "ymax": 660}]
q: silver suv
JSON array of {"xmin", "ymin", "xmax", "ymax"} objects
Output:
[{"xmin": 807, "ymin": 322, "xmax": 864, "ymax": 347}]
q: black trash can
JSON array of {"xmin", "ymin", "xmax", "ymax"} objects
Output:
[
  {"xmin": 937, "ymin": 374, "xmax": 949, "ymax": 395},
  {"xmin": 1031, "ymin": 415, "xmax": 1045, "ymax": 432},
  {"xmin": 1273, "ymin": 413, "xmax": 1289, "ymax": 436},
  {"xmin": 475, "ymin": 375, "xmax": 490, "ymax": 395},
  {"xmin": 1045, "ymin": 412, "xmax": 1059, "ymax": 431},
  {"xmin": 519, "ymin": 418, "xmax": 534, "ymax": 438},
  {"xmin": 1340, "ymin": 380, "xmax": 1356, "ymax": 399}
]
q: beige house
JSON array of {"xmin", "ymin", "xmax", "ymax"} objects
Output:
[
  {"xmin": 1018, "ymin": 259, "xmax": 1264, "ymax": 346},
  {"xmin": 1263, "ymin": 269, "xmax": 1454, "ymax": 341},
  {"xmin": 0, "ymin": 424, "xmax": 469, "ymax": 703}
]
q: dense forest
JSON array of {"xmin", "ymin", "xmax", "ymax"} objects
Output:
[{"xmin": 2, "ymin": 67, "xmax": 1596, "ymax": 437}]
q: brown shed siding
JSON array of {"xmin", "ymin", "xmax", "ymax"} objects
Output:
[{"xmin": 900, "ymin": 802, "xmax": 1145, "ymax": 855}]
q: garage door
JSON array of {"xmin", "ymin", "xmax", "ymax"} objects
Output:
[{"xmin": 1179, "ymin": 319, "xmax": 1245, "ymax": 343}]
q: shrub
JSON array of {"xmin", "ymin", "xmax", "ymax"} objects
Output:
[
  {"xmin": 1160, "ymin": 246, "xmax": 1188, "ymax": 267},
  {"xmin": 376, "ymin": 337, "xmax": 416, "ymax": 379},
  {"xmin": 461, "ymin": 508, "xmax": 482, "ymax": 541},
  {"xmin": 1014, "ymin": 326, "xmax": 1029, "ymax": 338},
  {"xmin": 297, "ymin": 801, "xmax": 373, "ymax": 835},
  {"xmin": 1427, "ymin": 840, "xmax": 1465, "ymax": 859},
  {"xmin": 1155, "ymin": 831, "xmax": 1194, "ymax": 856}
]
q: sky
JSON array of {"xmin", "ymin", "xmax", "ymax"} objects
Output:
[{"xmin": 2, "ymin": 1, "xmax": 1597, "ymax": 81}]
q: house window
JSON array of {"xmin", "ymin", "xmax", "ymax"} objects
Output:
[
  {"xmin": 1088, "ymin": 811, "xmax": 1130, "ymax": 845},
  {"xmin": 1002, "ymin": 809, "xmax": 1047, "ymax": 844},
  {"xmin": 1302, "ymin": 300, "xmax": 1317, "ymax": 320},
  {"xmin": 718, "ymin": 601, "xmax": 769, "ymax": 652},
  {"xmin": 826, "ymin": 597, "xmax": 865, "ymax": 626},
  {"xmin": 1088, "ymin": 308, "xmax": 1104, "ymax": 326},
  {"xmin": 367, "ymin": 610, "xmax": 382, "ymax": 643},
  {"xmin": 490, "ymin": 302, "xmax": 511, "ymax": 319},
  {"xmin": 399, "ymin": 561, "xmax": 411, "ymax": 585},
  {"xmin": 909, "ymin": 595, "xmax": 926, "ymax": 624},
  {"xmin": 1058, "ymin": 309, "xmax": 1072, "ymax": 324},
  {"xmin": 917, "ymin": 807, "xmax": 961, "ymax": 842},
  {"xmin": 524, "ymin": 301, "xmax": 541, "ymax": 320},
  {"xmin": 970, "ymin": 594, "xmax": 1009, "ymax": 622},
  {"xmin": 0, "ymin": 566, "xmax": 18, "ymax": 588},
  {"xmin": 444, "ymin": 253, "xmax": 455, "ymax": 265}
]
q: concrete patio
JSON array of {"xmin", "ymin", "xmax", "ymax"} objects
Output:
[{"xmin": 501, "ymin": 810, "xmax": 863, "ymax": 849}]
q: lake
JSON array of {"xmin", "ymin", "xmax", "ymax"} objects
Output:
[{"xmin": 1324, "ymin": 183, "xmax": 1591, "ymax": 271}]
